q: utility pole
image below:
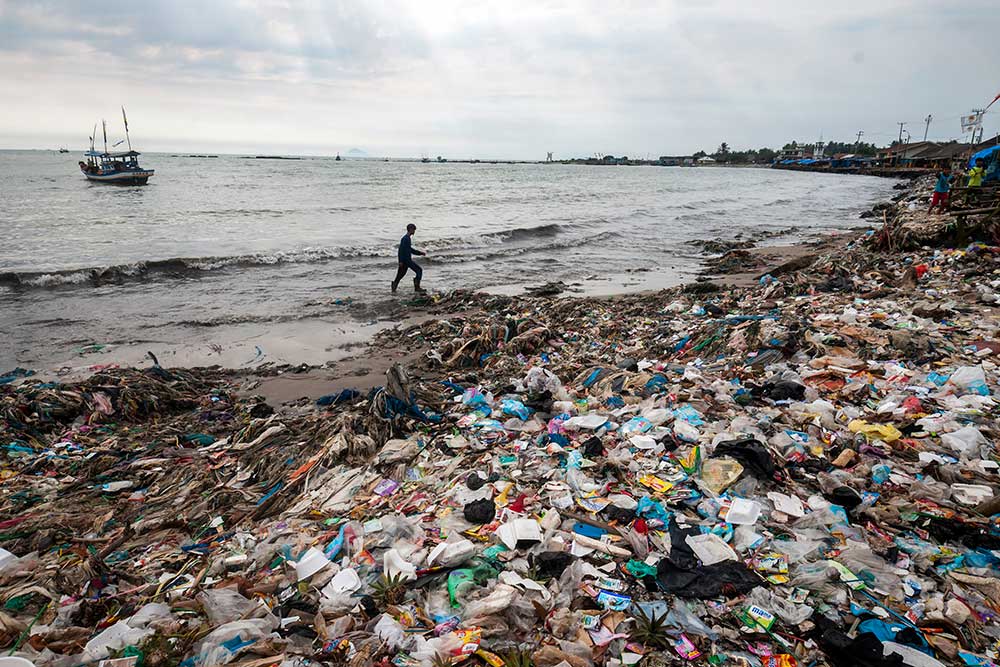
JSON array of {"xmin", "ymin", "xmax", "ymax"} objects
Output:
[
  {"xmin": 897, "ymin": 122, "xmax": 907, "ymax": 144},
  {"xmin": 854, "ymin": 130, "xmax": 864, "ymax": 151},
  {"xmin": 923, "ymin": 114, "xmax": 932, "ymax": 141}
]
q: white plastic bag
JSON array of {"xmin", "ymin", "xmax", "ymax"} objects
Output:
[{"xmin": 940, "ymin": 425, "xmax": 987, "ymax": 457}]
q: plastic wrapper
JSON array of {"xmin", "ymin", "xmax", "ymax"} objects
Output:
[{"xmin": 699, "ymin": 457, "xmax": 744, "ymax": 494}]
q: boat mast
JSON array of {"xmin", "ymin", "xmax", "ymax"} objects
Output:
[
  {"xmin": 122, "ymin": 106, "xmax": 132, "ymax": 152},
  {"xmin": 102, "ymin": 120, "xmax": 108, "ymax": 154}
]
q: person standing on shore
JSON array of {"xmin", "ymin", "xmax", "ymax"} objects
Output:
[
  {"xmin": 391, "ymin": 223, "xmax": 427, "ymax": 293},
  {"xmin": 968, "ymin": 158, "xmax": 986, "ymax": 188},
  {"xmin": 928, "ymin": 167, "xmax": 952, "ymax": 215}
]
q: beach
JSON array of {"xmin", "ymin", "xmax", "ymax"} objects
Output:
[{"xmin": 4, "ymin": 173, "xmax": 1000, "ymax": 667}]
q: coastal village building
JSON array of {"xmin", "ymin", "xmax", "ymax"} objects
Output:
[
  {"xmin": 777, "ymin": 144, "xmax": 815, "ymax": 161},
  {"xmin": 877, "ymin": 140, "xmax": 995, "ymax": 168}
]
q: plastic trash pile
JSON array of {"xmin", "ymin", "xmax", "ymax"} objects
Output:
[{"xmin": 3, "ymin": 186, "xmax": 1000, "ymax": 666}]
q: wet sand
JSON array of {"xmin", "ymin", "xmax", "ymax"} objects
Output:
[{"xmin": 247, "ymin": 233, "xmax": 854, "ymax": 405}]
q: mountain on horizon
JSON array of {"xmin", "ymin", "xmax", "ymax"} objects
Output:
[{"xmin": 346, "ymin": 148, "xmax": 367, "ymax": 157}]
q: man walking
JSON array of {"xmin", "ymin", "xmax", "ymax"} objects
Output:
[{"xmin": 391, "ymin": 223, "xmax": 427, "ymax": 293}]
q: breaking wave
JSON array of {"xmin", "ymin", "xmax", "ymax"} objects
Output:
[{"xmin": 0, "ymin": 221, "xmax": 603, "ymax": 291}]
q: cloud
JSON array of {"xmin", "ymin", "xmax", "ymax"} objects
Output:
[{"xmin": 0, "ymin": 0, "xmax": 997, "ymax": 157}]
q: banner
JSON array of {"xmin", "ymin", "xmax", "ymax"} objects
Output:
[{"xmin": 961, "ymin": 111, "xmax": 983, "ymax": 133}]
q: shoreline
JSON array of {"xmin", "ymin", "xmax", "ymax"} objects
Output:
[
  {"xmin": 6, "ymin": 235, "xmax": 872, "ymax": 389},
  {"xmin": 248, "ymin": 233, "xmax": 853, "ymax": 406}
]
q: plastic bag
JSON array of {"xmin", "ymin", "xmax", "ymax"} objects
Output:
[
  {"xmin": 941, "ymin": 425, "xmax": 987, "ymax": 458},
  {"xmin": 523, "ymin": 367, "xmax": 568, "ymax": 400},
  {"xmin": 666, "ymin": 598, "xmax": 718, "ymax": 640},
  {"xmin": 127, "ymin": 602, "xmax": 175, "ymax": 629},
  {"xmin": 748, "ymin": 587, "xmax": 813, "ymax": 626},
  {"xmin": 949, "ymin": 365, "xmax": 990, "ymax": 396},
  {"xmin": 374, "ymin": 613, "xmax": 406, "ymax": 649},
  {"xmin": 464, "ymin": 584, "xmax": 519, "ymax": 619},
  {"xmin": 191, "ymin": 618, "xmax": 278, "ymax": 667},
  {"xmin": 789, "ymin": 561, "xmax": 837, "ymax": 593},
  {"xmin": 198, "ymin": 588, "xmax": 265, "ymax": 626},
  {"xmin": 81, "ymin": 620, "xmax": 153, "ymax": 663}
]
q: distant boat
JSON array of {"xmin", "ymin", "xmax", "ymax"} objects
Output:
[
  {"xmin": 58, "ymin": 147, "xmax": 69, "ymax": 153},
  {"xmin": 335, "ymin": 153, "xmax": 342, "ymax": 161},
  {"xmin": 79, "ymin": 109, "xmax": 154, "ymax": 185}
]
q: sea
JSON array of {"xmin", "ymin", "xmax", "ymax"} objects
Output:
[{"xmin": 0, "ymin": 150, "xmax": 899, "ymax": 371}]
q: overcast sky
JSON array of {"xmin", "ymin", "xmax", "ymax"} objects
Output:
[{"xmin": 1, "ymin": 0, "xmax": 997, "ymax": 158}]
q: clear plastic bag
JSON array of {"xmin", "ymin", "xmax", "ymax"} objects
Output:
[
  {"xmin": 666, "ymin": 599, "xmax": 718, "ymax": 640},
  {"xmin": 374, "ymin": 613, "xmax": 406, "ymax": 649},
  {"xmin": 464, "ymin": 583, "xmax": 519, "ymax": 619},
  {"xmin": 191, "ymin": 618, "xmax": 278, "ymax": 667},
  {"xmin": 748, "ymin": 587, "xmax": 813, "ymax": 626},
  {"xmin": 198, "ymin": 588, "xmax": 265, "ymax": 626}
]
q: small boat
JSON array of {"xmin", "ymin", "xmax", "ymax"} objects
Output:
[
  {"xmin": 79, "ymin": 150, "xmax": 154, "ymax": 184},
  {"xmin": 79, "ymin": 109, "xmax": 154, "ymax": 185},
  {"xmin": 58, "ymin": 147, "xmax": 69, "ymax": 153}
]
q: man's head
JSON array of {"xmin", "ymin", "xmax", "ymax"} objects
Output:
[
  {"xmin": 406, "ymin": 223, "xmax": 417, "ymax": 235},
  {"xmin": 976, "ymin": 158, "xmax": 985, "ymax": 167},
  {"xmin": 942, "ymin": 166, "xmax": 951, "ymax": 174}
]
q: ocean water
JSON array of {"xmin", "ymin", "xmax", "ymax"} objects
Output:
[{"xmin": 0, "ymin": 150, "xmax": 898, "ymax": 369}]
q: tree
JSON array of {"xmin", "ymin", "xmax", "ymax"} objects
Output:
[
  {"xmin": 692, "ymin": 150, "xmax": 707, "ymax": 159},
  {"xmin": 757, "ymin": 147, "xmax": 777, "ymax": 163},
  {"xmin": 717, "ymin": 142, "xmax": 730, "ymax": 156}
]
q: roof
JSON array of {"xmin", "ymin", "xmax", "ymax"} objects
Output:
[
  {"xmin": 882, "ymin": 141, "xmax": 934, "ymax": 155},
  {"xmin": 84, "ymin": 150, "xmax": 141, "ymax": 158},
  {"xmin": 916, "ymin": 143, "xmax": 972, "ymax": 160}
]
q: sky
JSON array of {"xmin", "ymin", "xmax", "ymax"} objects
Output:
[{"xmin": 1, "ymin": 0, "xmax": 998, "ymax": 159}]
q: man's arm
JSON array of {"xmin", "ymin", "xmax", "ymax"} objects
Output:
[{"xmin": 411, "ymin": 247, "xmax": 426, "ymax": 256}]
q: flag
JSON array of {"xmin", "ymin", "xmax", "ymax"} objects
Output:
[
  {"xmin": 961, "ymin": 112, "xmax": 983, "ymax": 133},
  {"xmin": 122, "ymin": 106, "xmax": 128, "ymax": 132},
  {"xmin": 102, "ymin": 120, "xmax": 107, "ymax": 144},
  {"xmin": 988, "ymin": 92, "xmax": 1000, "ymax": 110}
]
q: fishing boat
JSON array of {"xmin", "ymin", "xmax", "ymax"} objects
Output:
[
  {"xmin": 58, "ymin": 147, "xmax": 69, "ymax": 153},
  {"xmin": 79, "ymin": 109, "xmax": 154, "ymax": 185},
  {"xmin": 80, "ymin": 151, "xmax": 154, "ymax": 184}
]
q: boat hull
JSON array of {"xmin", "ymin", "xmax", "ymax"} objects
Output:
[{"xmin": 81, "ymin": 169, "xmax": 154, "ymax": 185}]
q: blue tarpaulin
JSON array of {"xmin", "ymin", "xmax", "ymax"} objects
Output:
[{"xmin": 969, "ymin": 144, "xmax": 1000, "ymax": 167}]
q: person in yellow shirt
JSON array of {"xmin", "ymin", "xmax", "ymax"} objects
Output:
[{"xmin": 968, "ymin": 158, "xmax": 986, "ymax": 187}]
